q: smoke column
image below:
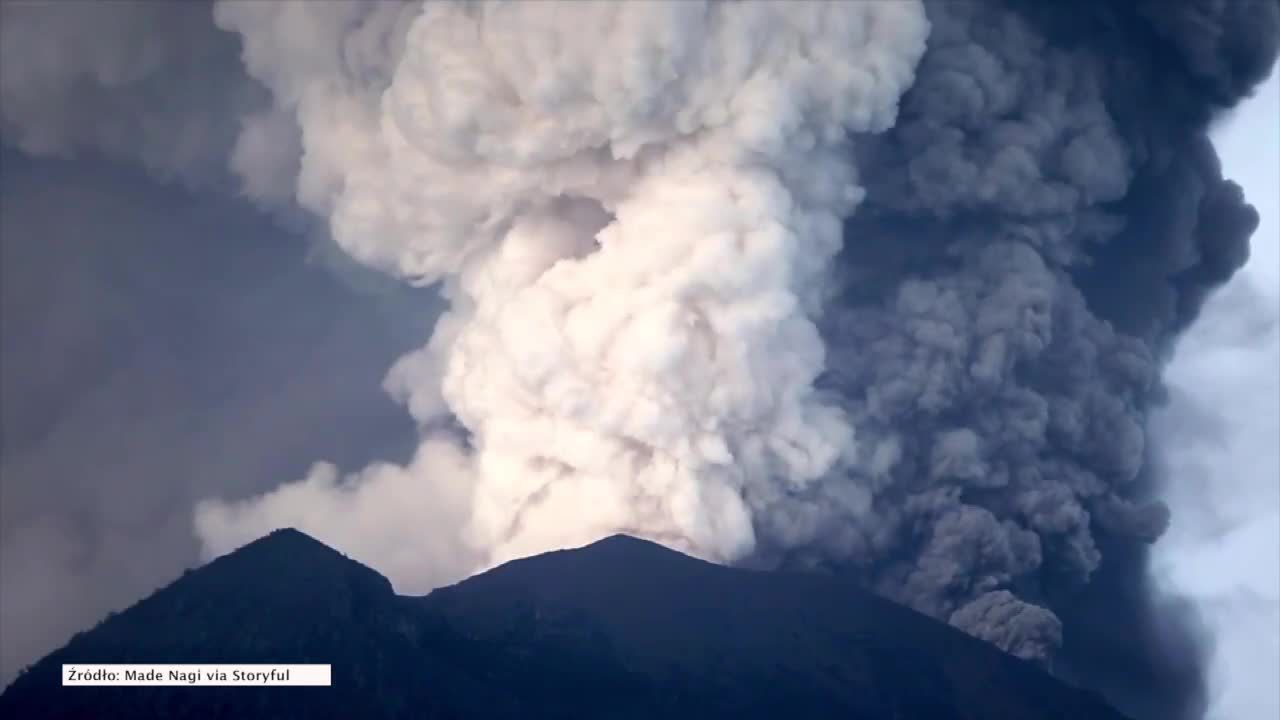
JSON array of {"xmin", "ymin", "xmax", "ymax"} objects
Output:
[
  {"xmin": 811, "ymin": 4, "xmax": 1278, "ymax": 717},
  {"xmin": 2, "ymin": 1, "xmax": 1276, "ymax": 718},
  {"xmin": 185, "ymin": 5, "xmax": 1278, "ymax": 718},
  {"xmin": 195, "ymin": 0, "xmax": 931, "ymax": 580}
]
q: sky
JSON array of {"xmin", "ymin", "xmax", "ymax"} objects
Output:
[
  {"xmin": 1154, "ymin": 69, "xmax": 1280, "ymax": 720},
  {"xmin": 0, "ymin": 150, "xmax": 433, "ymax": 679}
]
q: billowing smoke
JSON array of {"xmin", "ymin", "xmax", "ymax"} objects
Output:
[
  {"xmin": 807, "ymin": 4, "xmax": 1278, "ymax": 716},
  {"xmin": 194, "ymin": 0, "xmax": 931, "ymax": 577},
  {"xmin": 3, "ymin": 2, "xmax": 1276, "ymax": 719}
]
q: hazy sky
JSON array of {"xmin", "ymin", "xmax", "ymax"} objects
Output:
[
  {"xmin": 1154, "ymin": 69, "xmax": 1280, "ymax": 720},
  {"xmin": 0, "ymin": 150, "xmax": 432, "ymax": 679}
]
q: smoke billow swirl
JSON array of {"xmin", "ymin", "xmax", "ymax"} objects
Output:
[{"xmin": 193, "ymin": 0, "xmax": 931, "ymax": 582}]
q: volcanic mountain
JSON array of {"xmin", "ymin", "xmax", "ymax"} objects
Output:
[{"xmin": 0, "ymin": 528, "xmax": 1130, "ymax": 719}]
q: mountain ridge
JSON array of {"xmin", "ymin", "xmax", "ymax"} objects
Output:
[{"xmin": 0, "ymin": 528, "xmax": 1132, "ymax": 720}]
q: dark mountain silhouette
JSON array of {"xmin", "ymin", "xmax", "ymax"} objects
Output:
[{"xmin": 0, "ymin": 528, "xmax": 1131, "ymax": 719}]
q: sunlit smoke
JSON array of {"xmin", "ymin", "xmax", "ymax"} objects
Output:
[{"xmin": 195, "ymin": 0, "xmax": 929, "ymax": 577}]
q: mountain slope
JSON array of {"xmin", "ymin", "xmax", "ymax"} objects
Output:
[{"xmin": 0, "ymin": 529, "xmax": 1130, "ymax": 719}]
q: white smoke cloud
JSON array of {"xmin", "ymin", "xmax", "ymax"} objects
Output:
[
  {"xmin": 196, "ymin": 437, "xmax": 478, "ymax": 593},
  {"xmin": 195, "ymin": 0, "xmax": 930, "ymax": 583}
]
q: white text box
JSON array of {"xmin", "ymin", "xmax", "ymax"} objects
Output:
[{"xmin": 62, "ymin": 664, "xmax": 331, "ymax": 686}]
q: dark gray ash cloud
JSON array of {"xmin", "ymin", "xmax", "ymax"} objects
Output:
[{"xmin": 778, "ymin": 2, "xmax": 1277, "ymax": 718}]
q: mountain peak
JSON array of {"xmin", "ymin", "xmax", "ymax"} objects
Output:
[
  {"xmin": 224, "ymin": 526, "xmax": 350, "ymax": 563},
  {"xmin": 578, "ymin": 533, "xmax": 698, "ymax": 560},
  {"xmin": 3, "ymin": 530, "xmax": 1132, "ymax": 720},
  {"xmin": 260, "ymin": 526, "xmax": 322, "ymax": 545},
  {"xmin": 190, "ymin": 527, "xmax": 393, "ymax": 604}
]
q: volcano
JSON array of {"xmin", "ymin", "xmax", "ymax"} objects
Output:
[{"xmin": 0, "ymin": 528, "xmax": 1130, "ymax": 719}]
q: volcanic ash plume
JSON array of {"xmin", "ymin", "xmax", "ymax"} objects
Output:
[
  {"xmin": 195, "ymin": 0, "xmax": 930, "ymax": 578},
  {"xmin": 808, "ymin": 2, "xmax": 1276, "ymax": 716},
  {"xmin": 5, "ymin": 0, "xmax": 1277, "ymax": 715},
  {"xmin": 190, "ymin": 2, "xmax": 1278, "ymax": 714}
]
